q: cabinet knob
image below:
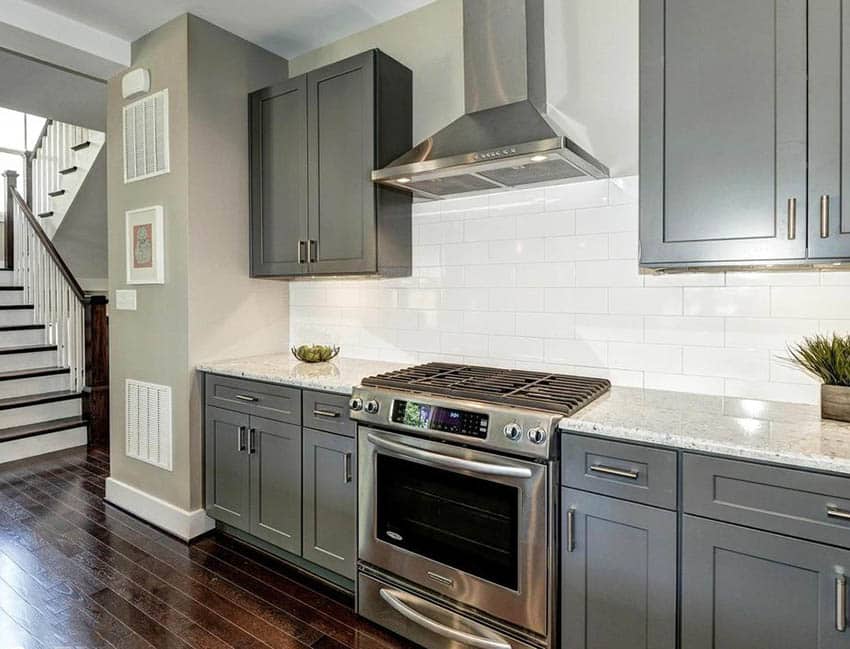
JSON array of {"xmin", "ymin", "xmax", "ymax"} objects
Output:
[{"xmin": 365, "ymin": 400, "xmax": 380, "ymax": 414}]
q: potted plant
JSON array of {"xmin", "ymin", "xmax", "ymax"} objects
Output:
[{"xmin": 787, "ymin": 334, "xmax": 850, "ymax": 422}]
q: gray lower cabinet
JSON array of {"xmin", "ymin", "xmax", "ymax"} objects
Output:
[
  {"xmin": 204, "ymin": 406, "xmax": 251, "ymax": 530},
  {"xmin": 249, "ymin": 49, "xmax": 412, "ymax": 278},
  {"xmin": 641, "ymin": 0, "xmax": 808, "ymax": 267},
  {"xmin": 249, "ymin": 416, "xmax": 302, "ymax": 554},
  {"xmin": 302, "ymin": 428, "xmax": 356, "ymax": 579},
  {"xmin": 682, "ymin": 515, "xmax": 850, "ymax": 649},
  {"xmin": 561, "ymin": 487, "xmax": 677, "ymax": 649}
]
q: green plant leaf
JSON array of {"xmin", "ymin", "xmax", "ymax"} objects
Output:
[{"xmin": 785, "ymin": 333, "xmax": 850, "ymax": 386}]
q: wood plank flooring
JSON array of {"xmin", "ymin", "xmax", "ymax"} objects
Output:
[{"xmin": 0, "ymin": 446, "xmax": 417, "ymax": 649}]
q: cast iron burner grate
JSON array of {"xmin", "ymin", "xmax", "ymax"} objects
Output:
[{"xmin": 361, "ymin": 362, "xmax": 610, "ymax": 415}]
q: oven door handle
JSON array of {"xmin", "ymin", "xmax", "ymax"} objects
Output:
[
  {"xmin": 379, "ymin": 589, "xmax": 513, "ymax": 649},
  {"xmin": 367, "ymin": 433, "xmax": 533, "ymax": 479}
]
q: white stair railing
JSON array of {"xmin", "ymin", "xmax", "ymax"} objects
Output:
[
  {"xmin": 5, "ymin": 172, "xmax": 85, "ymax": 391},
  {"xmin": 29, "ymin": 120, "xmax": 91, "ymax": 220}
]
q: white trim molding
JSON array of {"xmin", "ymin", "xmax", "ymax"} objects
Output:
[
  {"xmin": 0, "ymin": 427, "xmax": 86, "ymax": 465},
  {"xmin": 105, "ymin": 477, "xmax": 214, "ymax": 541}
]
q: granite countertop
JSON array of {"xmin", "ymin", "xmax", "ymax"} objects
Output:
[
  {"xmin": 197, "ymin": 354, "xmax": 409, "ymax": 395},
  {"xmin": 560, "ymin": 387, "xmax": 850, "ymax": 475}
]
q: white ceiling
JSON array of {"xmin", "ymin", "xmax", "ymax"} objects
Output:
[{"xmin": 22, "ymin": 0, "xmax": 436, "ymax": 59}]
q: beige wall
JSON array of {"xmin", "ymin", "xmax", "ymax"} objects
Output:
[
  {"xmin": 290, "ymin": 0, "xmax": 638, "ymax": 177},
  {"xmin": 107, "ymin": 14, "xmax": 289, "ymax": 512}
]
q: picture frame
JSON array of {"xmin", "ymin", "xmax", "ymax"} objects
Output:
[{"xmin": 125, "ymin": 205, "xmax": 165, "ymax": 284}]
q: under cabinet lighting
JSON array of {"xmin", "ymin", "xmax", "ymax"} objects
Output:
[
  {"xmin": 396, "ymin": 177, "xmax": 411, "ymax": 184},
  {"xmin": 530, "ymin": 155, "xmax": 548, "ymax": 162}
]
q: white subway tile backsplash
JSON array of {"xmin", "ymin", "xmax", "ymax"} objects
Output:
[
  {"xmin": 290, "ymin": 175, "xmax": 837, "ymax": 406},
  {"xmin": 684, "ymin": 287, "xmax": 770, "ymax": 317},
  {"xmin": 610, "ymin": 287, "xmax": 682, "ymax": 315}
]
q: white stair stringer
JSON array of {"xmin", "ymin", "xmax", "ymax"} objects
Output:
[{"xmin": 30, "ymin": 123, "xmax": 105, "ymax": 240}]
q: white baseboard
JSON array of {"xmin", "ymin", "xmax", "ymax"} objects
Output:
[
  {"xmin": 105, "ymin": 477, "xmax": 215, "ymax": 541},
  {"xmin": 0, "ymin": 427, "xmax": 87, "ymax": 465}
]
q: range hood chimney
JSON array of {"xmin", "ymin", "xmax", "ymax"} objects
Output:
[{"xmin": 372, "ymin": 0, "xmax": 608, "ymax": 200}]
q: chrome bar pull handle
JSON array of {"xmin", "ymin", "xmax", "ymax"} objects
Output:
[
  {"xmin": 827, "ymin": 507, "xmax": 850, "ymax": 521},
  {"xmin": 589, "ymin": 464, "xmax": 640, "ymax": 480},
  {"xmin": 297, "ymin": 240, "xmax": 307, "ymax": 264},
  {"xmin": 567, "ymin": 508, "xmax": 575, "ymax": 553},
  {"xmin": 787, "ymin": 197, "xmax": 796, "ymax": 240},
  {"xmin": 821, "ymin": 195, "xmax": 831, "ymax": 238},
  {"xmin": 343, "ymin": 452, "xmax": 352, "ymax": 483},
  {"xmin": 309, "ymin": 239, "xmax": 317, "ymax": 263},
  {"xmin": 237, "ymin": 425, "xmax": 246, "ymax": 452},
  {"xmin": 234, "ymin": 394, "xmax": 258, "ymax": 402},
  {"xmin": 248, "ymin": 428, "xmax": 257, "ymax": 454},
  {"xmin": 313, "ymin": 409, "xmax": 340, "ymax": 419},
  {"xmin": 837, "ymin": 575, "xmax": 847, "ymax": 632}
]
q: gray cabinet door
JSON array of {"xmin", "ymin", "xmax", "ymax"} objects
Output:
[
  {"xmin": 307, "ymin": 51, "xmax": 377, "ymax": 275},
  {"xmin": 809, "ymin": 2, "xmax": 850, "ymax": 259},
  {"xmin": 250, "ymin": 76, "xmax": 309, "ymax": 276},
  {"xmin": 640, "ymin": 0, "xmax": 807, "ymax": 266},
  {"xmin": 204, "ymin": 407, "xmax": 251, "ymax": 531},
  {"xmin": 682, "ymin": 515, "xmax": 850, "ymax": 649},
  {"xmin": 248, "ymin": 415, "xmax": 302, "ymax": 554},
  {"xmin": 561, "ymin": 488, "xmax": 677, "ymax": 649},
  {"xmin": 302, "ymin": 428, "xmax": 356, "ymax": 579}
]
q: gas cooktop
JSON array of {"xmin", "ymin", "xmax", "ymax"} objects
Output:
[{"xmin": 361, "ymin": 362, "xmax": 610, "ymax": 416}]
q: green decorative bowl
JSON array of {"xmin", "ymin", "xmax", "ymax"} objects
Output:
[{"xmin": 291, "ymin": 344, "xmax": 340, "ymax": 363}]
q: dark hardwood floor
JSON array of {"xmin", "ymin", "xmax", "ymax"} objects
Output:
[{"xmin": 0, "ymin": 446, "xmax": 416, "ymax": 649}]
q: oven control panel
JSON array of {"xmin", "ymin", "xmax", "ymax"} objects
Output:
[{"xmin": 390, "ymin": 400, "xmax": 489, "ymax": 438}]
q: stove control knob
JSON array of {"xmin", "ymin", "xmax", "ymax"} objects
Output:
[
  {"xmin": 349, "ymin": 397, "xmax": 364, "ymax": 411},
  {"xmin": 364, "ymin": 400, "xmax": 380, "ymax": 415},
  {"xmin": 503, "ymin": 422, "xmax": 523, "ymax": 441},
  {"xmin": 527, "ymin": 427, "xmax": 548, "ymax": 445}
]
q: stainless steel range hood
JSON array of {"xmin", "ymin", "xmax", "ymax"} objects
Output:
[{"xmin": 372, "ymin": 0, "xmax": 609, "ymax": 200}]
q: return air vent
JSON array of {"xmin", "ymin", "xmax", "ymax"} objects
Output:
[
  {"xmin": 123, "ymin": 88, "xmax": 170, "ymax": 183},
  {"xmin": 125, "ymin": 378, "xmax": 172, "ymax": 470}
]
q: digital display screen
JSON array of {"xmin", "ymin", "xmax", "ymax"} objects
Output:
[{"xmin": 391, "ymin": 400, "xmax": 488, "ymax": 438}]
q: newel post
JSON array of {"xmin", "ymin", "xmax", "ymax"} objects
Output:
[
  {"xmin": 3, "ymin": 170, "xmax": 17, "ymax": 269},
  {"xmin": 84, "ymin": 295, "xmax": 110, "ymax": 448}
]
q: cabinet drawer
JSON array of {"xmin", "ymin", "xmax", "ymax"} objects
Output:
[
  {"xmin": 683, "ymin": 453, "xmax": 850, "ymax": 547},
  {"xmin": 562, "ymin": 434, "xmax": 678, "ymax": 509},
  {"xmin": 302, "ymin": 390, "xmax": 355, "ymax": 437},
  {"xmin": 205, "ymin": 374, "xmax": 301, "ymax": 425}
]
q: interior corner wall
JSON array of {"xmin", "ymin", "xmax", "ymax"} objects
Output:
[
  {"xmin": 106, "ymin": 14, "xmax": 193, "ymax": 512},
  {"xmin": 185, "ymin": 15, "xmax": 290, "ymax": 509}
]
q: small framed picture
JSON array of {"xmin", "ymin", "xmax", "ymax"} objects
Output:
[{"xmin": 125, "ymin": 205, "xmax": 164, "ymax": 284}]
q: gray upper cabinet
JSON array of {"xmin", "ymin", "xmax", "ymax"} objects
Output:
[
  {"xmin": 205, "ymin": 407, "xmax": 251, "ymax": 531},
  {"xmin": 249, "ymin": 416, "xmax": 302, "ymax": 554},
  {"xmin": 808, "ymin": 2, "xmax": 850, "ymax": 259},
  {"xmin": 640, "ymin": 0, "xmax": 808, "ymax": 267},
  {"xmin": 250, "ymin": 76, "xmax": 308, "ymax": 276},
  {"xmin": 561, "ymin": 487, "xmax": 677, "ymax": 649},
  {"xmin": 682, "ymin": 515, "xmax": 850, "ymax": 649},
  {"xmin": 250, "ymin": 49, "xmax": 412, "ymax": 278},
  {"xmin": 302, "ymin": 428, "xmax": 356, "ymax": 579}
]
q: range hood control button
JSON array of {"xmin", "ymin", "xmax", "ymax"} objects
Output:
[
  {"xmin": 503, "ymin": 423, "xmax": 523, "ymax": 441},
  {"xmin": 349, "ymin": 397, "xmax": 363, "ymax": 411},
  {"xmin": 527, "ymin": 427, "xmax": 547, "ymax": 445},
  {"xmin": 365, "ymin": 400, "xmax": 380, "ymax": 414}
]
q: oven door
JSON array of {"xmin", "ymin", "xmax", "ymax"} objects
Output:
[{"xmin": 358, "ymin": 426, "xmax": 551, "ymax": 637}]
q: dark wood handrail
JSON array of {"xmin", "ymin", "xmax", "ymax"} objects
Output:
[{"xmin": 7, "ymin": 183, "xmax": 86, "ymax": 302}]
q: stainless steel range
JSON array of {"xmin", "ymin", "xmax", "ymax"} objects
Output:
[{"xmin": 349, "ymin": 363, "xmax": 610, "ymax": 649}]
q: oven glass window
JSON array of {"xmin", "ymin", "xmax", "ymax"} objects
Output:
[{"xmin": 376, "ymin": 454, "xmax": 519, "ymax": 590}]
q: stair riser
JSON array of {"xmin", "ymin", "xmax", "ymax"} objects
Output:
[
  {"xmin": 0, "ymin": 291, "xmax": 23, "ymax": 306},
  {"xmin": 0, "ymin": 310, "xmax": 33, "ymax": 327},
  {"xmin": 0, "ymin": 329, "xmax": 46, "ymax": 347},
  {"xmin": 0, "ymin": 426, "xmax": 87, "ymax": 466},
  {"xmin": 0, "ymin": 398, "xmax": 81, "ymax": 428},
  {"xmin": 0, "ymin": 374, "xmax": 69, "ymax": 398},
  {"xmin": 0, "ymin": 349, "xmax": 58, "ymax": 370}
]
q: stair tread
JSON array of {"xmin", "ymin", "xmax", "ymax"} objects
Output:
[
  {"xmin": 38, "ymin": 211, "xmax": 54, "ymax": 218},
  {"xmin": 0, "ymin": 416, "xmax": 88, "ymax": 443},
  {"xmin": 48, "ymin": 189, "xmax": 66, "ymax": 197},
  {"xmin": 0, "ymin": 325, "xmax": 44, "ymax": 332},
  {"xmin": 0, "ymin": 344, "xmax": 57, "ymax": 355},
  {"xmin": 0, "ymin": 367, "xmax": 69, "ymax": 381},
  {"xmin": 0, "ymin": 304, "xmax": 33, "ymax": 310},
  {"xmin": 70, "ymin": 141, "xmax": 91, "ymax": 151},
  {"xmin": 0, "ymin": 390, "xmax": 82, "ymax": 411},
  {"xmin": 0, "ymin": 287, "xmax": 23, "ymax": 291},
  {"xmin": 59, "ymin": 166, "xmax": 78, "ymax": 174}
]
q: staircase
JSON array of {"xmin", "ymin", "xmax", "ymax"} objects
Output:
[
  {"xmin": 29, "ymin": 120, "xmax": 105, "ymax": 239},
  {"xmin": 0, "ymin": 173, "xmax": 100, "ymax": 464}
]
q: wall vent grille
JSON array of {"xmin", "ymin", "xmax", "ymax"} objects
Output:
[
  {"xmin": 123, "ymin": 88, "xmax": 170, "ymax": 183},
  {"xmin": 125, "ymin": 378, "xmax": 172, "ymax": 471}
]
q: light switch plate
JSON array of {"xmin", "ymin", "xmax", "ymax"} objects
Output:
[{"xmin": 115, "ymin": 289, "xmax": 137, "ymax": 311}]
